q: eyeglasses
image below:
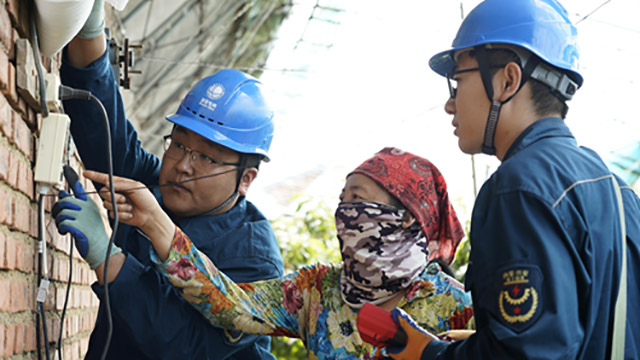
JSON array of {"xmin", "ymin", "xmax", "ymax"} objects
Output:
[
  {"xmin": 163, "ymin": 135, "xmax": 241, "ymax": 172},
  {"xmin": 445, "ymin": 67, "xmax": 481, "ymax": 99}
]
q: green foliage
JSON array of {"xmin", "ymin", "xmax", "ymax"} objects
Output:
[
  {"xmin": 450, "ymin": 220, "xmax": 471, "ymax": 282},
  {"xmin": 269, "ymin": 196, "xmax": 341, "ymax": 359},
  {"xmin": 271, "ymin": 195, "xmax": 341, "ymax": 273}
]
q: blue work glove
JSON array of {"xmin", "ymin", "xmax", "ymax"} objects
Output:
[
  {"xmin": 387, "ymin": 308, "xmax": 438, "ymax": 360},
  {"xmin": 52, "ymin": 179, "xmax": 121, "ymax": 270},
  {"xmin": 77, "ymin": 0, "xmax": 105, "ymax": 39}
]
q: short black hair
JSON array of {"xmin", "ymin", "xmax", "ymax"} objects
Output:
[{"xmin": 470, "ymin": 48, "xmax": 569, "ymax": 119}]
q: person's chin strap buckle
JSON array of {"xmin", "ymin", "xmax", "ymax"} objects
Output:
[{"xmin": 530, "ymin": 64, "xmax": 578, "ymax": 101}]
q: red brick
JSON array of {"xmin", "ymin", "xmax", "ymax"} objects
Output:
[
  {"xmin": 27, "ymin": 163, "xmax": 35, "ymax": 199},
  {"xmin": 13, "ymin": 322, "xmax": 25, "ymax": 353},
  {"xmin": 47, "ymin": 317, "xmax": 60, "ymax": 343},
  {"xmin": 1, "ymin": 62, "xmax": 17, "ymax": 107},
  {"xmin": 4, "ymin": 323, "xmax": 15, "ymax": 357},
  {"xmin": 29, "ymin": 204, "xmax": 37, "ymax": 238},
  {"xmin": 13, "ymin": 236, "xmax": 24, "ymax": 272},
  {"xmin": 0, "ymin": 277, "xmax": 10, "ymax": 310},
  {"xmin": 4, "ymin": 232, "xmax": 16, "ymax": 269},
  {"xmin": 13, "ymin": 115, "xmax": 32, "ymax": 159},
  {"xmin": 10, "ymin": 279, "xmax": 29, "ymax": 312},
  {"xmin": 0, "ymin": 323, "xmax": 4, "ymax": 357},
  {"xmin": 0, "ymin": 231, "xmax": 4, "ymax": 268},
  {"xmin": 0, "ymin": 46, "xmax": 8, "ymax": 91},
  {"xmin": 0, "ymin": 187, "xmax": 10, "ymax": 226},
  {"xmin": 23, "ymin": 322, "xmax": 36, "ymax": 352},
  {"xmin": 5, "ymin": 0, "xmax": 20, "ymax": 28},
  {"xmin": 49, "ymin": 220, "xmax": 65, "ymax": 253},
  {"xmin": 7, "ymin": 151, "xmax": 17, "ymax": 190},
  {"xmin": 0, "ymin": 146, "xmax": 7, "ymax": 183},
  {"xmin": 0, "ymin": 96, "xmax": 11, "ymax": 139},
  {"xmin": 24, "ymin": 237, "xmax": 34, "ymax": 272},
  {"xmin": 17, "ymin": 159, "xmax": 33, "ymax": 199},
  {"xmin": 5, "ymin": 234, "xmax": 20, "ymax": 270},
  {"xmin": 71, "ymin": 340, "xmax": 81, "ymax": 360},
  {"xmin": 10, "ymin": 198, "xmax": 30, "ymax": 234},
  {"xmin": 0, "ymin": 6, "xmax": 11, "ymax": 53},
  {"xmin": 6, "ymin": 0, "xmax": 27, "ymax": 38},
  {"xmin": 80, "ymin": 335, "xmax": 90, "ymax": 357}
]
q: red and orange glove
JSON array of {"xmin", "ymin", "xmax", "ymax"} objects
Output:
[{"xmin": 387, "ymin": 308, "xmax": 438, "ymax": 360}]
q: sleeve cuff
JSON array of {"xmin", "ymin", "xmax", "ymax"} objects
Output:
[
  {"xmin": 149, "ymin": 225, "xmax": 188, "ymax": 267},
  {"xmin": 61, "ymin": 38, "xmax": 112, "ymax": 82},
  {"xmin": 91, "ymin": 253, "xmax": 145, "ymax": 297},
  {"xmin": 421, "ymin": 338, "xmax": 450, "ymax": 359}
]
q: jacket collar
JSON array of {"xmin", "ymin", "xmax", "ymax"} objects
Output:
[{"xmin": 503, "ymin": 117, "xmax": 576, "ymax": 162}]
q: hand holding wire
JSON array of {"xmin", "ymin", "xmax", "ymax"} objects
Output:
[
  {"xmin": 85, "ymin": 170, "xmax": 160, "ymax": 228},
  {"xmin": 52, "ymin": 169, "xmax": 121, "ymax": 269},
  {"xmin": 85, "ymin": 170, "xmax": 176, "ymax": 260}
]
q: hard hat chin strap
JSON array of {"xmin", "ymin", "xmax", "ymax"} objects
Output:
[
  {"xmin": 475, "ymin": 46, "xmax": 502, "ymax": 155},
  {"xmin": 475, "ymin": 46, "xmax": 539, "ymax": 155},
  {"xmin": 200, "ymin": 191, "xmax": 240, "ymax": 217}
]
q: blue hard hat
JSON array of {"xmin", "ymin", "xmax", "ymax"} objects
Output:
[
  {"xmin": 429, "ymin": 0, "xmax": 583, "ymax": 87},
  {"xmin": 166, "ymin": 69, "xmax": 274, "ymax": 161}
]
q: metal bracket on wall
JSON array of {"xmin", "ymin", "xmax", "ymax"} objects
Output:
[{"xmin": 109, "ymin": 37, "xmax": 142, "ymax": 89}]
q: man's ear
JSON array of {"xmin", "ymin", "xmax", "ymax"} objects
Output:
[
  {"xmin": 401, "ymin": 211, "xmax": 416, "ymax": 229},
  {"xmin": 496, "ymin": 62, "xmax": 522, "ymax": 102},
  {"xmin": 237, "ymin": 168, "xmax": 258, "ymax": 196}
]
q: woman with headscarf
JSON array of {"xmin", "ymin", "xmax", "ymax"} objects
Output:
[{"xmin": 85, "ymin": 147, "xmax": 473, "ymax": 359}]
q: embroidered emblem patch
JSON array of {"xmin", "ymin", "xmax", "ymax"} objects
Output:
[{"xmin": 496, "ymin": 265, "xmax": 543, "ymax": 333}]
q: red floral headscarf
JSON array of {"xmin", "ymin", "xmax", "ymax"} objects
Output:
[{"xmin": 348, "ymin": 147, "xmax": 465, "ymax": 264}]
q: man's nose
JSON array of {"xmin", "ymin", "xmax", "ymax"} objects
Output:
[
  {"xmin": 175, "ymin": 150, "xmax": 195, "ymax": 173},
  {"xmin": 444, "ymin": 97, "xmax": 456, "ymax": 115}
]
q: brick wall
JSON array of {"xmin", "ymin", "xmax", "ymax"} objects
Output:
[{"xmin": 1, "ymin": 1, "xmax": 99, "ymax": 359}]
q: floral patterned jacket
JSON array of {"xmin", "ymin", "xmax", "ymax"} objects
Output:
[{"xmin": 153, "ymin": 227, "xmax": 473, "ymax": 359}]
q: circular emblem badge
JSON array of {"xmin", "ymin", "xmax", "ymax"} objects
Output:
[{"xmin": 206, "ymin": 84, "xmax": 225, "ymax": 100}]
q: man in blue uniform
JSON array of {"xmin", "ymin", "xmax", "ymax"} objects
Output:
[
  {"xmin": 52, "ymin": 0, "xmax": 284, "ymax": 358},
  {"xmin": 386, "ymin": 0, "xmax": 640, "ymax": 359}
]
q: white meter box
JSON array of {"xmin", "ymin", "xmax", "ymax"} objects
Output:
[{"xmin": 34, "ymin": 113, "xmax": 71, "ymax": 187}]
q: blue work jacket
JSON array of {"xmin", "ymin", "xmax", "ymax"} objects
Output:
[
  {"xmin": 60, "ymin": 41, "xmax": 284, "ymax": 360},
  {"xmin": 423, "ymin": 118, "xmax": 640, "ymax": 359}
]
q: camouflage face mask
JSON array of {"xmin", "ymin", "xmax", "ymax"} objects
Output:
[{"xmin": 335, "ymin": 201, "xmax": 428, "ymax": 308}]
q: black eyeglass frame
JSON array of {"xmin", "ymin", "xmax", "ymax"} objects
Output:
[
  {"xmin": 162, "ymin": 135, "xmax": 242, "ymax": 168},
  {"xmin": 445, "ymin": 65, "xmax": 510, "ymax": 99},
  {"xmin": 445, "ymin": 67, "xmax": 481, "ymax": 99}
]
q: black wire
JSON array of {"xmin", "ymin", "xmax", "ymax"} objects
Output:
[
  {"xmin": 58, "ymin": 85, "xmax": 118, "ymax": 360},
  {"xmin": 40, "ymin": 302, "xmax": 51, "ymax": 360},
  {"xmin": 36, "ymin": 306, "xmax": 42, "ymax": 360},
  {"xmin": 37, "ymin": 194, "xmax": 51, "ymax": 360},
  {"xmin": 56, "ymin": 122, "xmax": 75, "ymax": 360},
  {"xmin": 36, "ymin": 204, "xmax": 43, "ymax": 360},
  {"xmin": 90, "ymin": 93, "xmax": 119, "ymax": 360},
  {"xmin": 40, "ymin": 166, "xmax": 245, "ymax": 198},
  {"xmin": 30, "ymin": 0, "xmax": 51, "ymax": 354},
  {"xmin": 57, "ymin": 237, "xmax": 73, "ymax": 360},
  {"xmin": 28, "ymin": 0, "xmax": 49, "ymax": 118}
]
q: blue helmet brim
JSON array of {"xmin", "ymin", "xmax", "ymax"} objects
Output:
[{"xmin": 165, "ymin": 114, "xmax": 271, "ymax": 162}]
